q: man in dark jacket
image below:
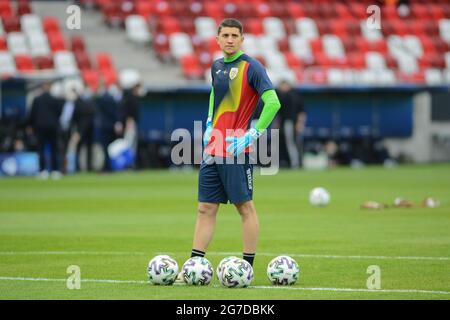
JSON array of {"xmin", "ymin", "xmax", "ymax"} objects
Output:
[
  {"xmin": 275, "ymin": 80, "xmax": 307, "ymax": 169},
  {"xmin": 95, "ymin": 85, "xmax": 123, "ymax": 172},
  {"xmin": 27, "ymin": 81, "xmax": 64, "ymax": 179},
  {"xmin": 72, "ymin": 89, "xmax": 96, "ymax": 172}
]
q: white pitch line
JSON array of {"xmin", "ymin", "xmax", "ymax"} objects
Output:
[
  {"xmin": 159, "ymin": 251, "xmax": 450, "ymax": 262},
  {"xmin": 0, "ymin": 251, "xmax": 146, "ymax": 256},
  {"xmin": 248, "ymin": 285, "xmax": 450, "ymax": 295},
  {"xmin": 0, "ymin": 276, "xmax": 449, "ymax": 295},
  {"xmin": 1, "ymin": 251, "xmax": 449, "ymax": 262}
]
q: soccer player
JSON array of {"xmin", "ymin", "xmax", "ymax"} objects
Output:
[{"xmin": 179, "ymin": 18, "xmax": 281, "ymax": 281}]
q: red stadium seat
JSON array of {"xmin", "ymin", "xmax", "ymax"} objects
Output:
[
  {"xmin": 429, "ymin": 4, "xmax": 445, "ymax": 20},
  {"xmin": 43, "ymin": 16, "xmax": 60, "ymax": 34},
  {"xmin": 17, "ymin": 0, "xmax": 32, "ymax": 16},
  {"xmin": 2, "ymin": 16, "xmax": 21, "ymax": 32},
  {"xmin": 70, "ymin": 35, "xmax": 86, "ymax": 53},
  {"xmin": 284, "ymin": 52, "xmax": 303, "ymax": 69},
  {"xmin": 158, "ymin": 16, "xmax": 181, "ymax": 35},
  {"xmin": 75, "ymin": 51, "xmax": 92, "ymax": 70},
  {"xmin": 153, "ymin": 0, "xmax": 173, "ymax": 17},
  {"xmin": 100, "ymin": 68, "xmax": 118, "ymax": 86},
  {"xmin": 15, "ymin": 54, "xmax": 34, "ymax": 72},
  {"xmin": 153, "ymin": 33, "xmax": 171, "ymax": 60},
  {"xmin": 411, "ymin": 4, "xmax": 430, "ymax": 19},
  {"xmin": 82, "ymin": 69, "xmax": 99, "ymax": 91},
  {"xmin": 33, "ymin": 55, "xmax": 54, "ymax": 70},
  {"xmin": 255, "ymin": 3, "xmax": 272, "ymax": 18},
  {"xmin": 95, "ymin": 52, "xmax": 114, "ymax": 70},
  {"xmin": 135, "ymin": 1, "xmax": 153, "ymax": 18},
  {"xmin": 246, "ymin": 18, "xmax": 264, "ymax": 35},
  {"xmin": 180, "ymin": 54, "xmax": 203, "ymax": 79},
  {"xmin": 47, "ymin": 32, "xmax": 66, "ymax": 52},
  {"xmin": 348, "ymin": 52, "xmax": 366, "ymax": 69},
  {"xmin": 0, "ymin": 1, "xmax": 13, "ymax": 19},
  {"xmin": 286, "ymin": 2, "xmax": 305, "ymax": 18},
  {"xmin": 0, "ymin": 36, "xmax": 7, "ymax": 50}
]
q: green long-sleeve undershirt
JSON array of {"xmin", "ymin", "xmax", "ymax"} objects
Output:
[{"xmin": 207, "ymin": 88, "xmax": 281, "ymax": 132}]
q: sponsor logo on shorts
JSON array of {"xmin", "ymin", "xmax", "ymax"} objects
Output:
[{"xmin": 246, "ymin": 168, "xmax": 252, "ymax": 191}]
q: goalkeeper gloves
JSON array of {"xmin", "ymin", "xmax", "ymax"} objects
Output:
[
  {"xmin": 225, "ymin": 128, "xmax": 262, "ymax": 157},
  {"xmin": 203, "ymin": 117, "xmax": 213, "ymax": 147}
]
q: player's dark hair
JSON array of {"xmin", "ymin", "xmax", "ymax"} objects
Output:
[{"xmin": 218, "ymin": 18, "xmax": 243, "ymax": 35}]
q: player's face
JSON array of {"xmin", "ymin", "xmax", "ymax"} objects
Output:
[{"xmin": 217, "ymin": 27, "xmax": 244, "ymax": 57}]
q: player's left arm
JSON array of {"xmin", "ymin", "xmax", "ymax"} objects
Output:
[
  {"xmin": 254, "ymin": 89, "xmax": 281, "ymax": 134},
  {"xmin": 226, "ymin": 61, "xmax": 281, "ymax": 156}
]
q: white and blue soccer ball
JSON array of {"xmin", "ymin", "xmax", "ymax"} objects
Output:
[
  {"xmin": 182, "ymin": 256, "xmax": 214, "ymax": 285},
  {"xmin": 267, "ymin": 255, "xmax": 300, "ymax": 285},
  {"xmin": 147, "ymin": 255, "xmax": 179, "ymax": 285},
  {"xmin": 216, "ymin": 256, "xmax": 238, "ymax": 281},
  {"xmin": 219, "ymin": 257, "xmax": 254, "ymax": 288},
  {"xmin": 309, "ymin": 187, "xmax": 330, "ymax": 207}
]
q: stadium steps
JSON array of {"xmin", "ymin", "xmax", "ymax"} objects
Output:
[{"xmin": 32, "ymin": 1, "xmax": 185, "ymax": 85}]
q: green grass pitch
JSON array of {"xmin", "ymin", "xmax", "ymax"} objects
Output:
[{"xmin": 0, "ymin": 164, "xmax": 449, "ymax": 300}]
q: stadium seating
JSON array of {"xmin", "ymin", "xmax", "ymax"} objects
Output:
[
  {"xmin": 3, "ymin": 0, "xmax": 450, "ymax": 86},
  {"xmin": 0, "ymin": 0, "xmax": 118, "ymax": 90}
]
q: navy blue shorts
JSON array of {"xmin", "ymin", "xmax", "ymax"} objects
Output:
[{"xmin": 198, "ymin": 155, "xmax": 253, "ymax": 204}]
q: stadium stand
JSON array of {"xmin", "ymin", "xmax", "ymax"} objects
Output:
[
  {"xmin": 72, "ymin": 0, "xmax": 450, "ymax": 86},
  {"xmin": 0, "ymin": 0, "xmax": 119, "ymax": 90},
  {"xmin": 1, "ymin": 0, "xmax": 449, "ymax": 87}
]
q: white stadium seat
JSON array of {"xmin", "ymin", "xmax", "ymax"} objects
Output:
[
  {"xmin": 195, "ymin": 17, "xmax": 217, "ymax": 40},
  {"xmin": 289, "ymin": 35, "xmax": 313, "ymax": 61},
  {"xmin": 0, "ymin": 52, "xmax": 16, "ymax": 75},
  {"xmin": 445, "ymin": 52, "xmax": 450, "ymax": 69},
  {"xmin": 438, "ymin": 19, "xmax": 450, "ymax": 43},
  {"xmin": 403, "ymin": 35, "xmax": 423, "ymax": 58},
  {"xmin": 365, "ymin": 52, "xmax": 386, "ymax": 70},
  {"xmin": 20, "ymin": 14, "xmax": 43, "ymax": 34},
  {"xmin": 54, "ymin": 51, "xmax": 78, "ymax": 76},
  {"xmin": 27, "ymin": 31, "xmax": 50, "ymax": 57},
  {"xmin": 263, "ymin": 17, "xmax": 286, "ymax": 41},
  {"xmin": 241, "ymin": 34, "xmax": 259, "ymax": 57},
  {"xmin": 295, "ymin": 18, "xmax": 319, "ymax": 40},
  {"xmin": 360, "ymin": 21, "xmax": 382, "ymax": 42},
  {"xmin": 7, "ymin": 32, "xmax": 29, "ymax": 55},
  {"xmin": 169, "ymin": 33, "xmax": 193, "ymax": 60},
  {"xmin": 424, "ymin": 68, "xmax": 443, "ymax": 85},
  {"xmin": 125, "ymin": 15, "xmax": 151, "ymax": 44},
  {"xmin": 322, "ymin": 34, "xmax": 345, "ymax": 59}
]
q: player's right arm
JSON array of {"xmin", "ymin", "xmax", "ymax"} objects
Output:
[{"xmin": 204, "ymin": 87, "xmax": 214, "ymax": 147}]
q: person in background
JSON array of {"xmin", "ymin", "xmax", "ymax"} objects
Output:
[
  {"xmin": 72, "ymin": 87, "xmax": 96, "ymax": 172},
  {"xmin": 26, "ymin": 81, "xmax": 64, "ymax": 179},
  {"xmin": 120, "ymin": 82, "xmax": 142, "ymax": 167},
  {"xmin": 275, "ymin": 79, "xmax": 307, "ymax": 169},
  {"xmin": 95, "ymin": 83, "xmax": 123, "ymax": 172}
]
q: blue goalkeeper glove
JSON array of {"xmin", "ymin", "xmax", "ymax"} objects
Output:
[
  {"xmin": 225, "ymin": 128, "xmax": 262, "ymax": 157},
  {"xmin": 203, "ymin": 117, "xmax": 213, "ymax": 147}
]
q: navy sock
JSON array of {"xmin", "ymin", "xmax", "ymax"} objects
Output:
[
  {"xmin": 243, "ymin": 253, "xmax": 255, "ymax": 266},
  {"xmin": 191, "ymin": 249, "xmax": 205, "ymax": 258}
]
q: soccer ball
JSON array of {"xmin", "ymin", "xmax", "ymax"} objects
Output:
[
  {"xmin": 267, "ymin": 255, "xmax": 300, "ymax": 285},
  {"xmin": 182, "ymin": 256, "xmax": 214, "ymax": 285},
  {"xmin": 147, "ymin": 255, "xmax": 179, "ymax": 285},
  {"xmin": 216, "ymin": 256, "xmax": 238, "ymax": 281},
  {"xmin": 309, "ymin": 187, "xmax": 330, "ymax": 207},
  {"xmin": 219, "ymin": 257, "xmax": 254, "ymax": 288}
]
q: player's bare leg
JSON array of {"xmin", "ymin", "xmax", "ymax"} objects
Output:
[
  {"xmin": 192, "ymin": 202, "xmax": 220, "ymax": 252},
  {"xmin": 235, "ymin": 200, "xmax": 259, "ymax": 266},
  {"xmin": 176, "ymin": 202, "xmax": 220, "ymax": 285}
]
